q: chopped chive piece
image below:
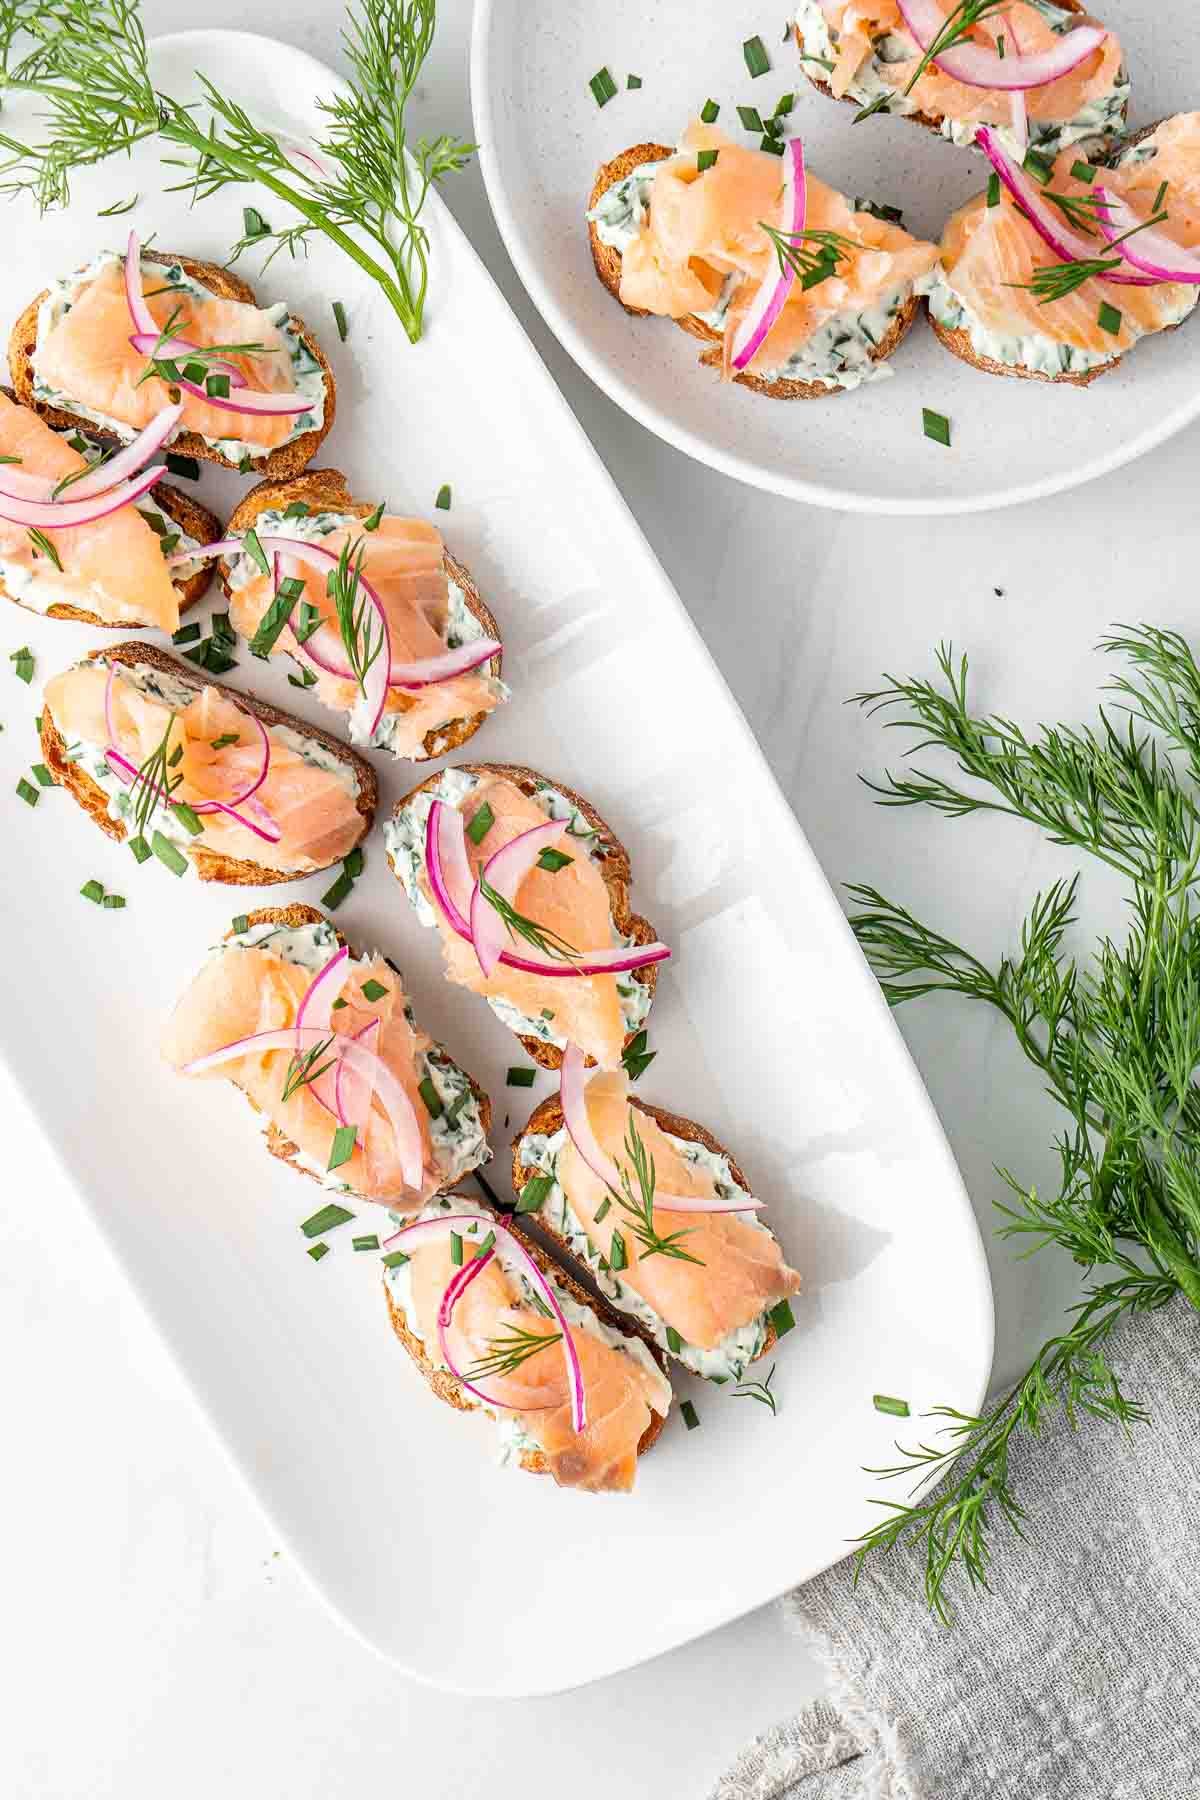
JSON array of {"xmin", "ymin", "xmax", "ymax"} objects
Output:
[
  {"xmin": 289, "ymin": 668, "xmax": 318, "ymax": 689},
  {"xmin": 594, "ymin": 1196, "xmax": 611, "ymax": 1224},
  {"xmin": 626, "ymin": 72, "xmax": 642, "ymax": 89},
  {"xmin": 172, "ymin": 621, "xmax": 202, "ymax": 645},
  {"xmin": 1071, "ymin": 159, "xmax": 1097, "ymax": 184},
  {"xmin": 171, "ymin": 801, "xmax": 204, "ymax": 837},
  {"xmin": 737, "ymin": 104, "xmax": 764, "ymax": 132},
  {"xmin": 762, "ymin": 112, "xmax": 784, "ymax": 139},
  {"xmin": 540, "ymin": 1008, "xmax": 555, "ymax": 1020},
  {"xmin": 231, "ymin": 913, "xmax": 249, "ymax": 933},
  {"xmin": 327, "ymin": 1124, "xmax": 357, "ymax": 1171},
  {"xmin": 10, "ymin": 647, "xmax": 34, "ymax": 683},
  {"xmin": 665, "ymin": 1325, "xmax": 682, "ymax": 1354},
  {"xmin": 362, "ymin": 501, "xmax": 385, "ymax": 531},
  {"xmin": 697, "ymin": 148, "xmax": 719, "ymax": 172},
  {"xmin": 282, "ymin": 500, "xmax": 310, "ymax": 519},
  {"xmin": 15, "ymin": 777, "xmax": 38, "ymax": 806},
  {"xmin": 238, "ymin": 454, "xmax": 255, "ymax": 474},
  {"xmin": 477, "ymin": 1230, "xmax": 496, "ymax": 1258},
  {"xmin": 242, "ymin": 527, "xmax": 270, "ymax": 577},
  {"xmin": 102, "ymin": 893, "xmax": 126, "ymax": 910},
  {"xmin": 609, "ymin": 1230, "xmax": 628, "ymax": 1271},
  {"xmin": 450, "ymin": 1230, "xmax": 464, "ymax": 1266},
  {"xmin": 536, "ymin": 846, "xmax": 573, "ymax": 872},
  {"xmin": 1023, "ymin": 147, "xmax": 1053, "ymax": 184},
  {"xmin": 743, "ymin": 34, "xmax": 770, "ymax": 77},
  {"xmin": 507, "ymin": 1066, "xmax": 536, "ymax": 1087},
  {"xmin": 986, "ymin": 172, "xmax": 1001, "ymax": 207},
  {"xmin": 681, "ymin": 1399, "xmax": 700, "ymax": 1431},
  {"xmin": 381, "ymin": 1249, "xmax": 409, "ymax": 1270},
  {"xmin": 168, "ymin": 743, "xmax": 184, "ymax": 768},
  {"xmin": 301, "ymin": 1201, "xmax": 355, "ymax": 1238},
  {"xmin": 33, "ymin": 714, "xmax": 40, "ymax": 730},
  {"xmin": 183, "ymin": 639, "xmax": 237, "ymax": 674},
  {"xmin": 700, "ymin": 97, "xmax": 720, "ymax": 123},
  {"xmin": 181, "ymin": 360, "xmax": 207, "ymax": 386},
  {"xmin": 343, "ymin": 847, "xmax": 364, "ymax": 879},
  {"xmin": 760, "ymin": 134, "xmax": 785, "ymax": 156},
  {"xmin": 1153, "ymin": 178, "xmax": 1169, "ymax": 213},
  {"xmin": 466, "ymin": 801, "xmax": 494, "ymax": 845},
  {"xmin": 80, "ymin": 878, "xmax": 105, "ymax": 904},
  {"xmin": 922, "ymin": 406, "xmax": 951, "ymax": 448},
  {"xmin": 332, "ymin": 299, "xmax": 349, "ymax": 341},
  {"xmin": 242, "ymin": 204, "xmax": 271, "ymax": 240},
  {"xmin": 769, "ymin": 1297, "xmax": 796, "ymax": 1338},
  {"xmin": 249, "ymin": 587, "xmax": 300, "ymax": 659},
  {"xmin": 873, "ymin": 1392, "xmax": 910, "ymax": 1417},
  {"xmin": 31, "ymin": 763, "xmax": 54, "ymax": 787},
  {"xmin": 589, "ymin": 66, "xmax": 618, "ymax": 107},
  {"xmin": 434, "ymin": 483, "xmax": 452, "ymax": 510},
  {"xmin": 210, "ymin": 732, "xmax": 240, "ymax": 751},
  {"xmin": 515, "ymin": 1174, "xmax": 554, "ymax": 1214},
  {"xmin": 417, "ymin": 1076, "xmax": 444, "ymax": 1118},
  {"xmin": 205, "ymin": 373, "xmax": 231, "ymax": 399},
  {"xmin": 151, "ymin": 831, "xmax": 188, "ymax": 876},
  {"xmin": 307, "ymin": 1242, "xmax": 330, "ymax": 1262},
  {"xmin": 996, "ymin": 31, "xmax": 1005, "ymax": 57},
  {"xmin": 773, "ymin": 91, "xmax": 795, "ymax": 117},
  {"xmin": 1098, "ymin": 299, "xmax": 1122, "ymax": 336},
  {"xmin": 321, "ymin": 869, "xmax": 354, "ymax": 910},
  {"xmin": 360, "ymin": 977, "xmax": 388, "ymax": 1003},
  {"xmin": 353, "ymin": 1234, "xmax": 380, "ymax": 1252},
  {"xmin": 621, "ymin": 1028, "xmax": 655, "ymax": 1082},
  {"xmin": 331, "ymin": 997, "xmax": 348, "ymax": 1010},
  {"xmin": 165, "ymin": 453, "xmax": 201, "ymax": 480},
  {"xmin": 128, "ymin": 834, "xmax": 152, "ymax": 864}
]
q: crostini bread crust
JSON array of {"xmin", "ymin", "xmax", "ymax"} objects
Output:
[
  {"xmin": 220, "ymin": 467, "xmax": 503, "ymax": 762},
  {"xmin": 392, "ymin": 760, "xmax": 661, "ymax": 1071},
  {"xmin": 382, "ymin": 1205, "xmax": 669, "ymax": 1476},
  {"xmin": 511, "ymin": 1093, "xmax": 782, "ymax": 1366},
  {"xmin": 8, "ymin": 249, "xmax": 335, "ymax": 477},
  {"xmin": 39, "ymin": 640, "xmax": 378, "ymax": 885},
  {"xmin": 587, "ymin": 142, "xmax": 921, "ymax": 400}
]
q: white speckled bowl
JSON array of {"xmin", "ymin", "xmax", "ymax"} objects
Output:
[{"xmin": 471, "ymin": 0, "xmax": 1199, "ymax": 513}]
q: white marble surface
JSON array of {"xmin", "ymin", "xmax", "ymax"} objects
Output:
[{"xmin": 4, "ymin": 3, "xmax": 1199, "ymax": 1796}]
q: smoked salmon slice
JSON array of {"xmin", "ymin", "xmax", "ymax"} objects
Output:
[{"xmin": 0, "ymin": 391, "xmax": 181, "ymax": 629}]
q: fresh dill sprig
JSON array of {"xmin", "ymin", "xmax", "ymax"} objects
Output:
[
  {"xmin": 900, "ymin": 0, "xmax": 1011, "ymax": 94},
  {"xmin": 761, "ymin": 220, "xmax": 861, "ymax": 290},
  {"xmin": 847, "ymin": 624, "xmax": 1200, "ymax": 1621},
  {"xmin": 328, "ymin": 535, "xmax": 384, "ymax": 698},
  {"xmin": 465, "ymin": 1322, "xmax": 564, "ymax": 1384},
  {"xmin": 26, "ymin": 525, "xmax": 62, "ymax": 569},
  {"xmin": 280, "ymin": 1034, "xmax": 338, "ymax": 1104},
  {"xmin": 131, "ymin": 301, "xmax": 273, "ymax": 390},
  {"xmin": 0, "ymin": 0, "xmax": 473, "ymax": 343},
  {"xmin": 1009, "ymin": 202, "xmax": 1170, "ymax": 305},
  {"xmin": 733, "ymin": 1362, "xmax": 778, "ymax": 1413},
  {"xmin": 476, "ymin": 876, "xmax": 580, "ymax": 964},
  {"xmin": 607, "ymin": 1113, "xmax": 705, "ymax": 1266},
  {"xmin": 126, "ymin": 709, "xmax": 183, "ymax": 837}
]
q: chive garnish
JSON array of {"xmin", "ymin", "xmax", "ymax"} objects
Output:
[
  {"xmin": 171, "ymin": 801, "xmax": 204, "ymax": 837},
  {"xmin": 249, "ymin": 577, "xmax": 304, "ymax": 659},
  {"xmin": 589, "ymin": 66, "xmax": 618, "ymax": 107},
  {"xmin": 507, "ymin": 1066, "xmax": 536, "ymax": 1087},
  {"xmin": 515, "ymin": 1175, "xmax": 553, "ymax": 1214},
  {"xmin": 128, "ymin": 834, "xmax": 152, "ymax": 864},
  {"xmin": 760, "ymin": 134, "xmax": 784, "ymax": 156},
  {"xmin": 27, "ymin": 526, "xmax": 63, "ymax": 569},
  {"xmin": 238, "ymin": 454, "xmax": 255, "ymax": 474},
  {"xmin": 301, "ymin": 1201, "xmax": 355, "ymax": 1238},
  {"xmin": 10, "ymin": 647, "xmax": 34, "ymax": 683},
  {"xmin": 736, "ymin": 103, "xmax": 764, "ymax": 132},
  {"xmin": 620, "ymin": 1029, "xmax": 655, "ymax": 1082},
  {"xmin": 743, "ymin": 34, "xmax": 770, "ymax": 78},
  {"xmin": 665, "ymin": 1324, "xmax": 682, "ymax": 1353},
  {"xmin": 466, "ymin": 801, "xmax": 494, "ymax": 845},
  {"xmin": 242, "ymin": 527, "xmax": 270, "ymax": 577},
  {"xmin": 540, "ymin": 1008, "xmax": 555, "ymax": 1020},
  {"xmin": 536, "ymin": 846, "xmax": 573, "ymax": 872},
  {"xmin": 1071, "ymin": 160, "xmax": 1096, "ymax": 185},
  {"xmin": 362, "ymin": 501, "xmax": 385, "ymax": 530},
  {"xmin": 332, "ymin": 299, "xmax": 349, "ymax": 341},
  {"xmin": 609, "ymin": 1230, "xmax": 628, "ymax": 1271},
  {"xmin": 1153, "ymin": 178, "xmax": 1169, "ymax": 213},
  {"xmin": 594, "ymin": 1196, "xmax": 611, "ymax": 1224},
  {"xmin": 627, "ymin": 73, "xmax": 642, "ymax": 89},
  {"xmin": 769, "ymin": 1298, "xmax": 796, "ymax": 1338},
  {"xmin": 700, "ymin": 98, "xmax": 720, "ymax": 123},
  {"xmin": 873, "ymin": 1393, "xmax": 910, "ymax": 1417},
  {"xmin": 986, "ymin": 172, "xmax": 1001, "ymax": 208},
  {"xmin": 15, "ymin": 777, "xmax": 38, "ymax": 806},
  {"xmin": 168, "ymin": 744, "xmax": 184, "ymax": 768},
  {"xmin": 166, "ymin": 453, "xmax": 200, "ymax": 480},
  {"xmin": 774, "ymin": 91, "xmax": 795, "ymax": 117},
  {"xmin": 327, "ymin": 1124, "xmax": 357, "ymax": 1171},
  {"xmin": 242, "ymin": 204, "xmax": 271, "ymax": 241},
  {"xmin": 360, "ymin": 977, "xmax": 388, "ymax": 1002},
  {"xmin": 289, "ymin": 668, "xmax": 319, "ymax": 689},
  {"xmin": 1098, "ymin": 300, "xmax": 1122, "ymax": 336},
  {"xmin": 152, "ymin": 831, "xmax": 188, "ymax": 875},
  {"xmin": 210, "ymin": 732, "xmax": 240, "ymax": 751},
  {"xmin": 450, "ymin": 1230, "xmax": 464, "ymax": 1266},
  {"xmin": 680, "ymin": 1399, "xmax": 700, "ymax": 1431},
  {"xmin": 344, "ymin": 847, "xmax": 364, "ymax": 878},
  {"xmin": 321, "ymin": 868, "xmax": 354, "ymax": 910},
  {"xmin": 80, "ymin": 878, "xmax": 104, "ymax": 904},
  {"xmin": 435, "ymin": 483, "xmax": 452, "ymax": 510},
  {"xmin": 1023, "ymin": 147, "xmax": 1053, "ymax": 185},
  {"xmin": 697, "ymin": 148, "xmax": 719, "ymax": 172},
  {"xmin": 353, "ymin": 1234, "xmax": 380, "ymax": 1252},
  {"xmin": 308, "ymin": 1242, "xmax": 330, "ymax": 1262},
  {"xmin": 922, "ymin": 406, "xmax": 951, "ymax": 448},
  {"xmin": 102, "ymin": 893, "xmax": 126, "ymax": 910},
  {"xmin": 331, "ymin": 998, "xmax": 348, "ymax": 1010},
  {"xmin": 418, "ymin": 1076, "xmax": 444, "ymax": 1118},
  {"xmin": 231, "ymin": 914, "xmax": 249, "ymax": 933},
  {"xmin": 282, "ymin": 500, "xmax": 310, "ymax": 519},
  {"xmin": 205, "ymin": 373, "xmax": 231, "ymax": 399},
  {"xmin": 381, "ymin": 1249, "xmax": 409, "ymax": 1270},
  {"xmin": 172, "ymin": 622, "xmax": 202, "ymax": 645},
  {"xmin": 31, "ymin": 763, "xmax": 54, "ymax": 787}
]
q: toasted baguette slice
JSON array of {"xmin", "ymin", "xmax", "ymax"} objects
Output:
[
  {"xmin": 588, "ymin": 142, "xmax": 922, "ymax": 400},
  {"xmin": 383, "ymin": 1196, "xmax": 669, "ymax": 1483},
  {"xmin": 40, "ymin": 641, "xmax": 377, "ymax": 885},
  {"xmin": 219, "ymin": 468, "xmax": 504, "ymax": 762},
  {"xmin": 793, "ymin": 2, "xmax": 1126, "ymax": 154},
  {"xmin": 388, "ymin": 761, "xmax": 661, "ymax": 1070},
  {"xmin": 171, "ymin": 903, "xmax": 493, "ymax": 1201},
  {"xmin": 0, "ymin": 385, "xmax": 221, "ymax": 624},
  {"xmin": 512, "ymin": 1093, "xmax": 790, "ymax": 1378},
  {"xmin": 9, "ymin": 250, "xmax": 334, "ymax": 478}
]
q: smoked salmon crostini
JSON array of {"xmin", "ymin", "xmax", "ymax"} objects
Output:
[
  {"xmin": 40, "ymin": 642, "xmax": 376, "ymax": 885},
  {"xmin": 794, "ymin": 0, "xmax": 1128, "ymax": 159},
  {"xmin": 0, "ymin": 389, "xmax": 219, "ymax": 631},
  {"xmin": 924, "ymin": 116, "xmax": 1200, "ymax": 384},
  {"xmin": 161, "ymin": 905, "xmax": 492, "ymax": 1208},
  {"xmin": 587, "ymin": 123, "xmax": 939, "ymax": 397},
  {"xmin": 382, "ymin": 1195, "xmax": 671, "ymax": 1494},
  {"xmin": 9, "ymin": 233, "xmax": 333, "ymax": 478},
  {"xmin": 216, "ymin": 469, "xmax": 507, "ymax": 762},
  {"xmin": 385, "ymin": 764, "xmax": 666, "ymax": 1072},
  {"xmin": 513, "ymin": 1049, "xmax": 802, "ymax": 1387}
]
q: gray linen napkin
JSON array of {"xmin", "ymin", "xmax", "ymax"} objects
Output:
[{"xmin": 708, "ymin": 1296, "xmax": 1200, "ymax": 1800}]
